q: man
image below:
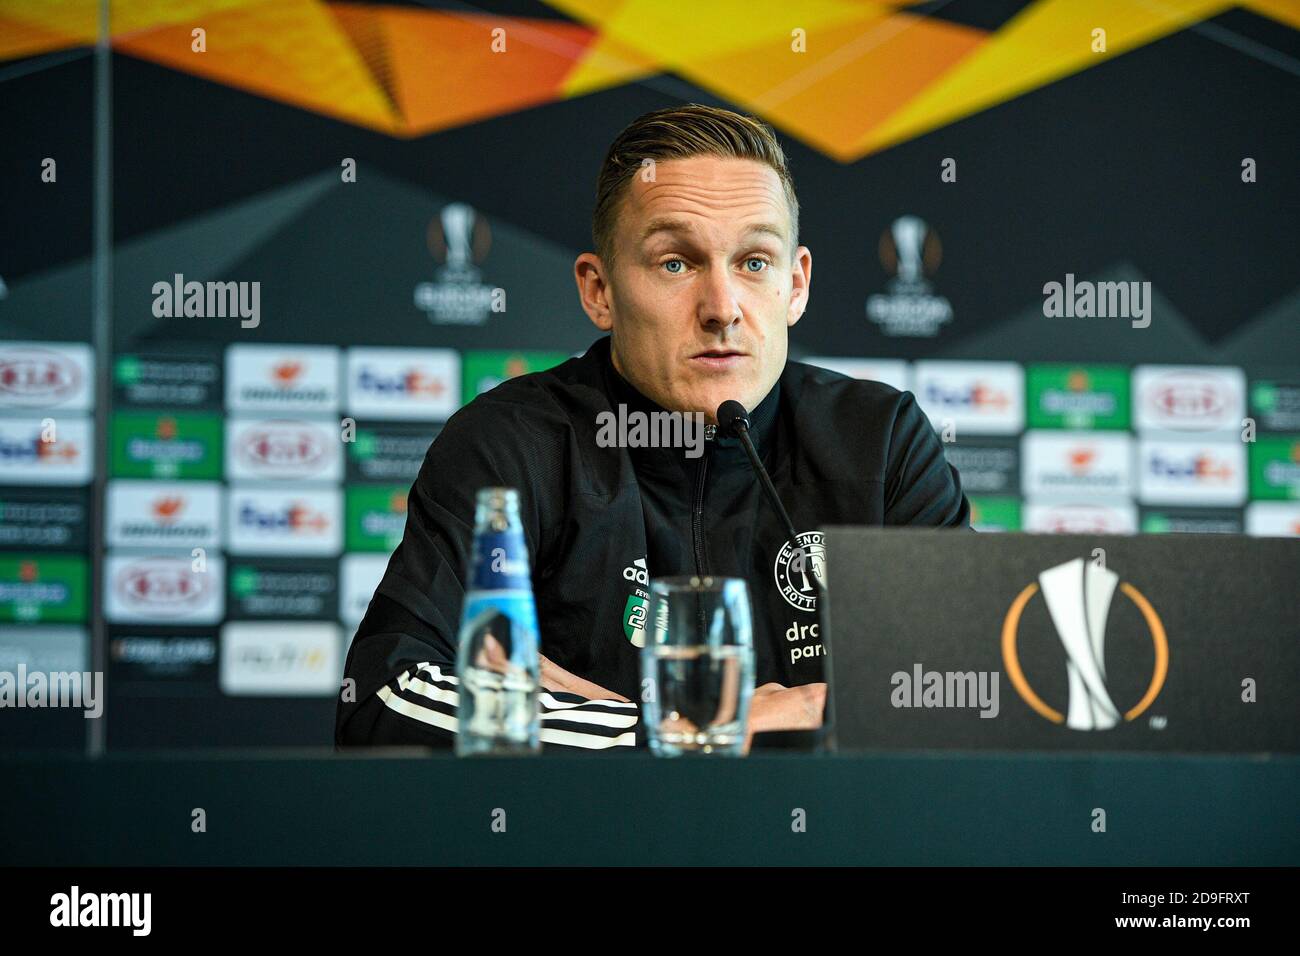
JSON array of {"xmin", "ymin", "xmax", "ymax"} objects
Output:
[{"xmin": 337, "ymin": 104, "xmax": 969, "ymax": 752}]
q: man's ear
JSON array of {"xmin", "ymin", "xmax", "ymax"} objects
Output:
[
  {"xmin": 575, "ymin": 253, "xmax": 614, "ymax": 332},
  {"xmin": 787, "ymin": 245, "xmax": 812, "ymax": 328}
]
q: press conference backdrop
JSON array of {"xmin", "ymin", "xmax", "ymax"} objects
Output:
[{"xmin": 1, "ymin": 1, "xmax": 1297, "ymax": 751}]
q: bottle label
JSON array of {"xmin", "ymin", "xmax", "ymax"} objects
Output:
[
  {"xmin": 459, "ymin": 591, "xmax": 539, "ymax": 658},
  {"xmin": 470, "ymin": 529, "xmax": 532, "ymax": 591}
]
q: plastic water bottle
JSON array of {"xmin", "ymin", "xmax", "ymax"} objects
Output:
[{"xmin": 454, "ymin": 487, "xmax": 541, "ymax": 756}]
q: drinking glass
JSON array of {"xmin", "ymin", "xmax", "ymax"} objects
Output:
[{"xmin": 641, "ymin": 576, "xmax": 755, "ymax": 756}]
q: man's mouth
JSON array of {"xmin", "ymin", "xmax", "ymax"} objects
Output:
[{"xmin": 690, "ymin": 349, "xmax": 748, "ymax": 370}]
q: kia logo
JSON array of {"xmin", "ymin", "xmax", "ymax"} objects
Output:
[
  {"xmin": 237, "ymin": 422, "xmax": 328, "ymax": 474},
  {"xmin": 0, "ymin": 350, "xmax": 80, "ymax": 405},
  {"xmin": 1044, "ymin": 506, "xmax": 1124, "ymax": 534},
  {"xmin": 1149, "ymin": 377, "xmax": 1226, "ymax": 422},
  {"xmin": 115, "ymin": 559, "xmax": 207, "ymax": 611}
]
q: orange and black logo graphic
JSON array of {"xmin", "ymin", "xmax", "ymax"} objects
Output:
[{"xmin": 1001, "ymin": 557, "xmax": 1168, "ymax": 730}]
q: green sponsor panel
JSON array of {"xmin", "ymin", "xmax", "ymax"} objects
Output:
[
  {"xmin": 1251, "ymin": 380, "xmax": 1300, "ymax": 431},
  {"xmin": 350, "ymin": 428, "xmax": 379, "ymax": 462},
  {"xmin": 461, "ymin": 351, "xmax": 569, "ymax": 405},
  {"xmin": 110, "ymin": 411, "xmax": 223, "ymax": 479},
  {"xmin": 0, "ymin": 554, "xmax": 88, "ymax": 623},
  {"xmin": 1249, "ymin": 436, "xmax": 1300, "ymax": 500},
  {"xmin": 1026, "ymin": 364, "xmax": 1129, "ymax": 429},
  {"xmin": 1141, "ymin": 512, "xmax": 1172, "ymax": 534},
  {"xmin": 114, "ymin": 354, "xmax": 142, "ymax": 385},
  {"xmin": 229, "ymin": 565, "xmax": 260, "ymax": 598},
  {"xmin": 346, "ymin": 485, "xmax": 409, "ymax": 552},
  {"xmin": 969, "ymin": 496, "xmax": 1020, "ymax": 532}
]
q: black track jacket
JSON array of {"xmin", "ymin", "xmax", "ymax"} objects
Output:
[{"xmin": 336, "ymin": 336, "xmax": 970, "ymax": 751}]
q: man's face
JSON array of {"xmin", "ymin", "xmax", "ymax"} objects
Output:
[{"xmin": 575, "ymin": 155, "xmax": 811, "ymax": 421}]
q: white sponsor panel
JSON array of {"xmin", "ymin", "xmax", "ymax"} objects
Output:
[
  {"xmin": 0, "ymin": 342, "xmax": 94, "ymax": 411},
  {"xmin": 1022, "ymin": 431, "xmax": 1133, "ymax": 498},
  {"xmin": 1133, "ymin": 365, "xmax": 1245, "ymax": 435},
  {"xmin": 345, "ymin": 348, "xmax": 459, "ymax": 421},
  {"xmin": 1023, "ymin": 500, "xmax": 1138, "ymax": 535},
  {"xmin": 220, "ymin": 621, "xmax": 342, "ymax": 696},
  {"xmin": 1245, "ymin": 502, "xmax": 1300, "ymax": 537},
  {"xmin": 340, "ymin": 553, "xmax": 388, "ymax": 627},
  {"xmin": 226, "ymin": 487, "xmax": 342, "ymax": 556},
  {"xmin": 225, "ymin": 417, "xmax": 342, "ymax": 482},
  {"xmin": 802, "ymin": 357, "xmax": 910, "ymax": 393},
  {"xmin": 0, "ymin": 417, "xmax": 93, "ymax": 485},
  {"xmin": 913, "ymin": 361, "xmax": 1023, "ymax": 435},
  {"xmin": 0, "ymin": 626, "xmax": 89, "ymax": 672},
  {"xmin": 1137, "ymin": 439, "xmax": 1246, "ymax": 506},
  {"xmin": 225, "ymin": 344, "xmax": 340, "ymax": 412},
  {"xmin": 104, "ymin": 553, "xmax": 225, "ymax": 624},
  {"xmin": 106, "ymin": 480, "xmax": 221, "ymax": 549}
]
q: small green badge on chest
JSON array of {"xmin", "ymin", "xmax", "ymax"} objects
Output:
[{"xmin": 623, "ymin": 593, "xmax": 648, "ymax": 647}]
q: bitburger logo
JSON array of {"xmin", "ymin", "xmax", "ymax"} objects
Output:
[
  {"xmin": 114, "ymin": 557, "xmax": 208, "ymax": 615},
  {"xmin": 1002, "ymin": 557, "xmax": 1167, "ymax": 730},
  {"xmin": 774, "ymin": 532, "xmax": 825, "ymax": 612}
]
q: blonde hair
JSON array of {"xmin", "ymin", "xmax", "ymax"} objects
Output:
[{"xmin": 591, "ymin": 104, "xmax": 799, "ymax": 272}]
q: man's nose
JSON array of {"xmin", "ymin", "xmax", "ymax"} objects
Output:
[{"xmin": 697, "ymin": 264, "xmax": 743, "ymax": 332}]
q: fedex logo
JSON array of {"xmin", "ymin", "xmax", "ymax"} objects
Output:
[
  {"xmin": 913, "ymin": 362, "xmax": 1024, "ymax": 435},
  {"xmin": 1148, "ymin": 453, "xmax": 1233, "ymax": 482},
  {"xmin": 1138, "ymin": 440, "xmax": 1244, "ymax": 505},
  {"xmin": 226, "ymin": 488, "xmax": 341, "ymax": 556},
  {"xmin": 923, "ymin": 381, "xmax": 1010, "ymax": 412},
  {"xmin": 346, "ymin": 348, "xmax": 458, "ymax": 421},
  {"xmin": 0, "ymin": 419, "xmax": 92, "ymax": 485},
  {"xmin": 238, "ymin": 503, "xmax": 329, "ymax": 533},
  {"xmin": 355, "ymin": 367, "xmax": 446, "ymax": 398}
]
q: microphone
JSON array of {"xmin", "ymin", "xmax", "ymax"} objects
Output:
[
  {"xmin": 717, "ymin": 400, "xmax": 829, "ymax": 753},
  {"xmin": 716, "ymin": 400, "xmax": 801, "ymax": 551}
]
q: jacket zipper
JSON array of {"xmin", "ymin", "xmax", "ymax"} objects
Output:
[{"xmin": 692, "ymin": 438, "xmax": 710, "ymax": 575}]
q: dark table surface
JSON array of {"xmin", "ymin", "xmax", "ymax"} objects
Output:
[{"xmin": 1, "ymin": 749, "xmax": 1296, "ymax": 866}]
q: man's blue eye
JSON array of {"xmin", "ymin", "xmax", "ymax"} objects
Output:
[
  {"xmin": 745, "ymin": 257, "xmax": 768, "ymax": 272},
  {"xmin": 664, "ymin": 260, "xmax": 685, "ymax": 274}
]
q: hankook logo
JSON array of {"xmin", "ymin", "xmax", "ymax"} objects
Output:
[{"xmin": 1001, "ymin": 557, "xmax": 1168, "ymax": 730}]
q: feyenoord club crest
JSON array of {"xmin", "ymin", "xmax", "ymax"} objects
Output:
[{"xmin": 774, "ymin": 532, "xmax": 825, "ymax": 612}]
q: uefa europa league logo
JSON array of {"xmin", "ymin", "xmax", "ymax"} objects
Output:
[
  {"xmin": 866, "ymin": 214, "xmax": 952, "ymax": 336},
  {"xmin": 1002, "ymin": 557, "xmax": 1168, "ymax": 730},
  {"xmin": 891, "ymin": 215, "xmax": 927, "ymax": 287},
  {"xmin": 1042, "ymin": 558, "xmax": 1122, "ymax": 729},
  {"xmin": 440, "ymin": 202, "xmax": 475, "ymax": 276},
  {"xmin": 415, "ymin": 202, "xmax": 497, "ymax": 324}
]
